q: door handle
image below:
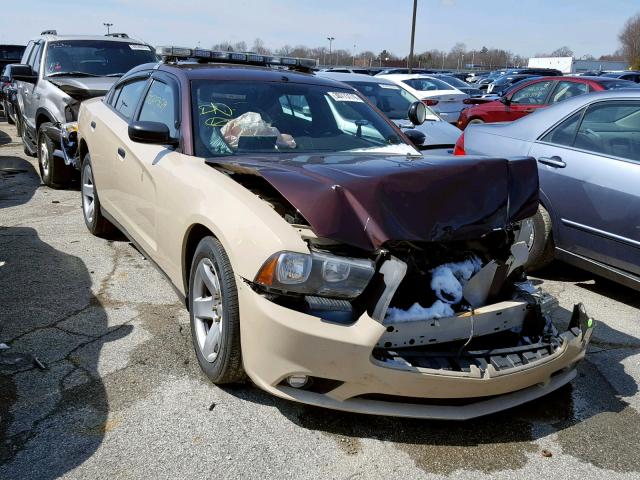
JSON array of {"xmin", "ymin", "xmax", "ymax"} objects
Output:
[
  {"xmin": 538, "ymin": 156, "xmax": 566, "ymax": 168},
  {"xmin": 90, "ymin": 121, "xmax": 96, "ymax": 129},
  {"xmin": 117, "ymin": 147, "xmax": 126, "ymax": 159}
]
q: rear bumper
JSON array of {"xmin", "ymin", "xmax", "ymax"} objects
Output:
[{"xmin": 237, "ymin": 281, "xmax": 592, "ymax": 419}]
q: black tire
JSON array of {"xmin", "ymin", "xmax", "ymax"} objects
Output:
[
  {"xmin": 4, "ymin": 102, "xmax": 15, "ymax": 125},
  {"xmin": 81, "ymin": 154, "xmax": 115, "ymax": 237},
  {"xmin": 15, "ymin": 111, "xmax": 23, "ymax": 137},
  {"xmin": 189, "ymin": 236, "xmax": 245, "ymax": 384},
  {"xmin": 525, "ymin": 205, "xmax": 555, "ymax": 271},
  {"xmin": 38, "ymin": 122, "xmax": 72, "ymax": 188}
]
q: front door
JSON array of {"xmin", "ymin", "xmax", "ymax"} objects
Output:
[
  {"xmin": 502, "ymin": 80, "xmax": 554, "ymax": 122},
  {"xmin": 530, "ymin": 99, "xmax": 640, "ymax": 275}
]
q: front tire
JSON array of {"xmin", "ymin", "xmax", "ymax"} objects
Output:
[
  {"xmin": 38, "ymin": 122, "xmax": 72, "ymax": 188},
  {"xmin": 4, "ymin": 101, "xmax": 15, "ymax": 125},
  {"xmin": 81, "ymin": 154, "xmax": 115, "ymax": 237},
  {"xmin": 189, "ymin": 237, "xmax": 245, "ymax": 384},
  {"xmin": 525, "ymin": 205, "xmax": 555, "ymax": 271}
]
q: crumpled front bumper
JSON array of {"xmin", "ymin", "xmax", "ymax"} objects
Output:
[{"xmin": 237, "ymin": 281, "xmax": 593, "ymax": 420}]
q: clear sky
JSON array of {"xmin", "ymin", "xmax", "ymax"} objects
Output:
[{"xmin": 1, "ymin": 0, "xmax": 635, "ymax": 58}]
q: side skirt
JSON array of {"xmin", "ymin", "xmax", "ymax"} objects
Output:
[{"xmin": 555, "ymin": 247, "xmax": 640, "ymax": 291}]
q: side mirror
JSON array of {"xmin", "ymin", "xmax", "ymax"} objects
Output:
[
  {"xmin": 128, "ymin": 121, "xmax": 175, "ymax": 145},
  {"xmin": 403, "ymin": 128, "xmax": 426, "ymax": 148},
  {"xmin": 501, "ymin": 96, "xmax": 511, "ymax": 105},
  {"xmin": 10, "ymin": 64, "xmax": 37, "ymax": 83},
  {"xmin": 407, "ymin": 101, "xmax": 427, "ymax": 125}
]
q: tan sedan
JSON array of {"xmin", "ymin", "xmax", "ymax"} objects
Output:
[{"xmin": 75, "ymin": 48, "xmax": 593, "ymax": 419}]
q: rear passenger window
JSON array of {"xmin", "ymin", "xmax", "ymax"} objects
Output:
[
  {"xmin": 541, "ymin": 110, "xmax": 583, "ymax": 146},
  {"xmin": 550, "ymin": 81, "xmax": 589, "ymax": 104},
  {"xmin": 138, "ymin": 80, "xmax": 178, "ymax": 137},
  {"xmin": 113, "ymin": 79, "xmax": 147, "ymax": 120},
  {"xmin": 574, "ymin": 101, "xmax": 640, "ymax": 161},
  {"xmin": 279, "ymin": 94, "xmax": 312, "ymax": 121}
]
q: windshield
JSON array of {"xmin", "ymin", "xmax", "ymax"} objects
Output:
[
  {"xmin": 345, "ymin": 81, "xmax": 437, "ymax": 120},
  {"xmin": 45, "ymin": 40, "xmax": 157, "ymax": 77},
  {"xmin": 437, "ymin": 76, "xmax": 469, "ymax": 88},
  {"xmin": 191, "ymin": 80, "xmax": 416, "ymax": 158},
  {"xmin": 402, "ymin": 77, "xmax": 453, "ymax": 91},
  {"xmin": 600, "ymin": 79, "xmax": 640, "ymax": 90},
  {"xmin": 0, "ymin": 46, "xmax": 25, "ymax": 60}
]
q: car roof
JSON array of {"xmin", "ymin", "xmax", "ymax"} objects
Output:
[
  {"xmin": 32, "ymin": 34, "xmax": 148, "ymax": 44},
  {"xmin": 155, "ymin": 62, "xmax": 351, "ymax": 88},
  {"xmin": 474, "ymin": 89, "xmax": 640, "ymax": 139},
  {"xmin": 317, "ymin": 71, "xmax": 394, "ymax": 84}
]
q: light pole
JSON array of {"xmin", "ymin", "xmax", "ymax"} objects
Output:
[
  {"xmin": 103, "ymin": 22, "xmax": 113, "ymax": 35},
  {"xmin": 327, "ymin": 36, "xmax": 335, "ymax": 66},
  {"xmin": 408, "ymin": 0, "xmax": 418, "ymax": 74},
  {"xmin": 352, "ymin": 44, "xmax": 356, "ymax": 66}
]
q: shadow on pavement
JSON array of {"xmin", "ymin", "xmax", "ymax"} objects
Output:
[
  {"xmin": 220, "ymin": 301, "xmax": 640, "ymax": 474},
  {"xmin": 0, "ymin": 156, "xmax": 132, "ymax": 479}
]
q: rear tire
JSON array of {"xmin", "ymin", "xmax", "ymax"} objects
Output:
[
  {"xmin": 81, "ymin": 154, "xmax": 115, "ymax": 237},
  {"xmin": 189, "ymin": 236, "xmax": 245, "ymax": 384},
  {"xmin": 38, "ymin": 122, "xmax": 72, "ymax": 188},
  {"xmin": 525, "ymin": 205, "xmax": 555, "ymax": 271}
]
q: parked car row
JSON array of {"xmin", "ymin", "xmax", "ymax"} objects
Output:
[{"xmin": 2, "ymin": 36, "xmax": 596, "ymax": 419}]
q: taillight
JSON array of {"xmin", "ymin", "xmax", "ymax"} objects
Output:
[
  {"xmin": 422, "ymin": 99, "xmax": 439, "ymax": 106},
  {"xmin": 453, "ymin": 133, "xmax": 465, "ymax": 156}
]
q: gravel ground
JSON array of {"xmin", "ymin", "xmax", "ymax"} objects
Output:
[{"xmin": 1, "ymin": 119, "xmax": 639, "ymax": 479}]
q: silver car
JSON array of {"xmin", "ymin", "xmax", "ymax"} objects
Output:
[
  {"xmin": 319, "ymin": 72, "xmax": 461, "ymax": 154},
  {"xmin": 457, "ymin": 90, "xmax": 640, "ymax": 290}
]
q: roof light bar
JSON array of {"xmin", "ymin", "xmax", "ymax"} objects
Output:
[{"xmin": 155, "ymin": 46, "xmax": 317, "ymax": 70}]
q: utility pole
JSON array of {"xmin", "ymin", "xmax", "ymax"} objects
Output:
[
  {"xmin": 103, "ymin": 22, "xmax": 113, "ymax": 35},
  {"xmin": 408, "ymin": 0, "xmax": 418, "ymax": 74},
  {"xmin": 352, "ymin": 44, "xmax": 356, "ymax": 66},
  {"xmin": 327, "ymin": 36, "xmax": 335, "ymax": 66},
  {"xmin": 442, "ymin": 52, "xmax": 445, "ymax": 69}
]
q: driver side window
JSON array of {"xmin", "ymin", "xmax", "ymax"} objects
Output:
[{"xmin": 510, "ymin": 81, "xmax": 552, "ymax": 105}]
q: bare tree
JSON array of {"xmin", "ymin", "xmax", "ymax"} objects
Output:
[
  {"xmin": 550, "ymin": 46, "xmax": 574, "ymax": 57},
  {"xmin": 251, "ymin": 38, "xmax": 271, "ymax": 55},
  {"xmin": 620, "ymin": 13, "xmax": 640, "ymax": 69}
]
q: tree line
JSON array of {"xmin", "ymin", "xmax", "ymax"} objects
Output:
[{"xmin": 211, "ymin": 11, "xmax": 639, "ymax": 70}]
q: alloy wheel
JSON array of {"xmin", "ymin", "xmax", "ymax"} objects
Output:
[
  {"xmin": 39, "ymin": 140, "xmax": 49, "ymax": 178},
  {"xmin": 192, "ymin": 258, "xmax": 224, "ymax": 363},
  {"xmin": 82, "ymin": 164, "xmax": 96, "ymax": 224}
]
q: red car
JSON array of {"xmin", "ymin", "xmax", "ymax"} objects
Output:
[{"xmin": 456, "ymin": 76, "xmax": 639, "ymax": 129}]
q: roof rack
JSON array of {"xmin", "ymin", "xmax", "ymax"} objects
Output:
[
  {"xmin": 156, "ymin": 46, "xmax": 318, "ymax": 72},
  {"xmin": 41, "ymin": 30, "xmax": 57, "ymax": 35},
  {"xmin": 106, "ymin": 33, "xmax": 129, "ymax": 38}
]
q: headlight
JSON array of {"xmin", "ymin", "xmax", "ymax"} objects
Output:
[
  {"xmin": 61, "ymin": 121, "xmax": 78, "ymax": 141},
  {"xmin": 255, "ymin": 250, "xmax": 375, "ymax": 299}
]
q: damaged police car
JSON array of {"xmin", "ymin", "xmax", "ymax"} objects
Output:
[
  {"xmin": 11, "ymin": 31, "xmax": 157, "ymax": 187},
  {"xmin": 76, "ymin": 46, "xmax": 593, "ymax": 419}
]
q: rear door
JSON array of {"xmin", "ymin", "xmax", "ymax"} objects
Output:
[
  {"xmin": 502, "ymin": 80, "xmax": 554, "ymax": 121},
  {"xmin": 529, "ymin": 100, "xmax": 640, "ymax": 275}
]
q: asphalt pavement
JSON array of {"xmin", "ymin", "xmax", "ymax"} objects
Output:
[{"xmin": 0, "ymin": 119, "xmax": 639, "ymax": 479}]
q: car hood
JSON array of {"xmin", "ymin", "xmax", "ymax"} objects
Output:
[
  {"xmin": 207, "ymin": 153, "xmax": 538, "ymax": 252},
  {"xmin": 48, "ymin": 76, "xmax": 118, "ymax": 101},
  {"xmin": 391, "ymin": 119, "xmax": 460, "ymax": 146}
]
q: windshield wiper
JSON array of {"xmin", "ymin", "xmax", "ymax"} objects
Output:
[{"xmin": 47, "ymin": 71, "xmax": 101, "ymax": 77}]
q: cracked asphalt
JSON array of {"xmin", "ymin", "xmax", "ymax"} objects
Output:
[{"xmin": 1, "ymin": 118, "xmax": 639, "ymax": 479}]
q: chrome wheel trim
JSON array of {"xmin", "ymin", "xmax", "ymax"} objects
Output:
[
  {"xmin": 193, "ymin": 258, "xmax": 224, "ymax": 363},
  {"xmin": 523, "ymin": 217, "xmax": 535, "ymax": 251},
  {"xmin": 82, "ymin": 164, "xmax": 96, "ymax": 224},
  {"xmin": 39, "ymin": 139, "xmax": 49, "ymax": 177}
]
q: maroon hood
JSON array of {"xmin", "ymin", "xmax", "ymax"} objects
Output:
[{"xmin": 207, "ymin": 154, "xmax": 539, "ymax": 252}]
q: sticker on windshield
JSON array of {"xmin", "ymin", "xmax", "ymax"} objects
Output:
[
  {"xmin": 129, "ymin": 44, "xmax": 151, "ymax": 51},
  {"xmin": 327, "ymin": 92, "xmax": 364, "ymax": 102},
  {"xmin": 378, "ymin": 84, "xmax": 400, "ymax": 90}
]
